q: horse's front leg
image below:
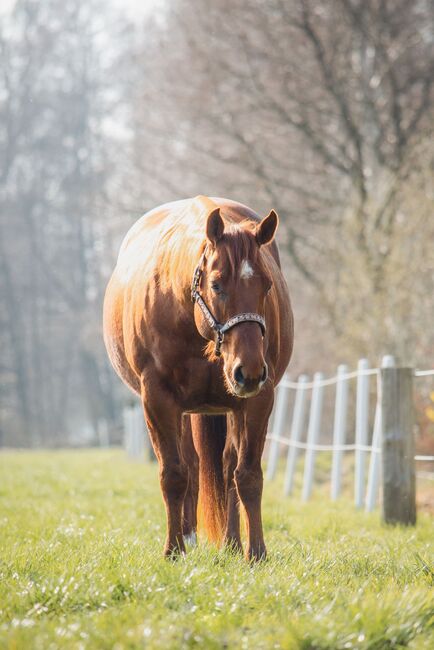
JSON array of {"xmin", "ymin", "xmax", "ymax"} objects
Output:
[
  {"xmin": 234, "ymin": 384, "xmax": 274, "ymax": 561},
  {"xmin": 141, "ymin": 375, "xmax": 187, "ymax": 558},
  {"xmin": 223, "ymin": 433, "xmax": 242, "ymax": 553}
]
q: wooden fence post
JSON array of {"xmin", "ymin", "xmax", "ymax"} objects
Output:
[
  {"xmin": 354, "ymin": 358, "xmax": 370, "ymax": 508},
  {"xmin": 381, "ymin": 367, "xmax": 416, "ymax": 525},
  {"xmin": 266, "ymin": 379, "xmax": 290, "ymax": 481},
  {"xmin": 283, "ymin": 374, "xmax": 308, "ymax": 496},
  {"xmin": 331, "ymin": 364, "xmax": 349, "ymax": 500},
  {"xmin": 302, "ymin": 372, "xmax": 324, "ymax": 501}
]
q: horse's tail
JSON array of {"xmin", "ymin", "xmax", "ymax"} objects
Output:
[{"xmin": 190, "ymin": 414, "xmax": 227, "ymax": 545}]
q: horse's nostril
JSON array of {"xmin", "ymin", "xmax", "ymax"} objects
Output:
[
  {"xmin": 234, "ymin": 364, "xmax": 245, "ymax": 386},
  {"xmin": 261, "ymin": 365, "xmax": 268, "ymax": 383}
]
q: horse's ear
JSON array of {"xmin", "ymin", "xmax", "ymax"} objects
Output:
[
  {"xmin": 256, "ymin": 210, "xmax": 278, "ymax": 246},
  {"xmin": 206, "ymin": 207, "xmax": 224, "ymax": 246}
]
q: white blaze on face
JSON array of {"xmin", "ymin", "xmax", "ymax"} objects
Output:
[{"xmin": 240, "ymin": 259, "xmax": 254, "ymax": 280}]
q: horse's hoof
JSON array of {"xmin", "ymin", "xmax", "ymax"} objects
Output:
[
  {"xmin": 223, "ymin": 536, "xmax": 243, "ymax": 554},
  {"xmin": 163, "ymin": 542, "xmax": 186, "ymax": 560},
  {"xmin": 183, "ymin": 531, "xmax": 197, "ymax": 547},
  {"xmin": 246, "ymin": 545, "xmax": 267, "ymax": 562}
]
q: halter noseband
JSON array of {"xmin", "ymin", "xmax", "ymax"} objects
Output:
[{"xmin": 191, "ymin": 250, "xmax": 266, "ymax": 356}]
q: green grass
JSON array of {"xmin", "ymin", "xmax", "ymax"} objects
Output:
[{"xmin": 0, "ymin": 450, "xmax": 433, "ymax": 649}]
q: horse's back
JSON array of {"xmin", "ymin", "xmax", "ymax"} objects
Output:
[
  {"xmin": 118, "ymin": 196, "xmax": 282, "ymax": 277},
  {"xmin": 118, "ymin": 196, "xmax": 261, "ymax": 262}
]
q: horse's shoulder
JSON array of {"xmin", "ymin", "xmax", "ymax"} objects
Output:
[{"xmin": 118, "ymin": 199, "xmax": 186, "ymax": 256}]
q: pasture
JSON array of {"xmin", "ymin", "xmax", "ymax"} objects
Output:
[{"xmin": 0, "ymin": 450, "xmax": 433, "ymax": 649}]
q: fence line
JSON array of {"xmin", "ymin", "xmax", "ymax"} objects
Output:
[
  {"xmin": 302, "ymin": 372, "xmax": 324, "ymax": 501},
  {"xmin": 355, "ymin": 358, "xmax": 370, "ymax": 507},
  {"xmin": 280, "ymin": 368, "xmax": 378, "ymax": 390},
  {"xmin": 267, "ymin": 435, "xmax": 434, "ymax": 462},
  {"xmin": 267, "ymin": 435, "xmax": 379, "ymax": 453},
  {"xmin": 265, "ymin": 354, "xmax": 434, "ymax": 517},
  {"xmin": 331, "ymin": 364, "xmax": 349, "ymax": 499},
  {"xmin": 283, "ymin": 374, "xmax": 308, "ymax": 496},
  {"xmin": 280, "ymin": 366, "xmax": 434, "ymax": 389},
  {"xmin": 365, "ymin": 356, "xmax": 395, "ymax": 511},
  {"xmin": 265, "ymin": 377, "xmax": 291, "ymax": 481}
]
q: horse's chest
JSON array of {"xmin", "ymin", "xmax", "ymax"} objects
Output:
[{"xmin": 157, "ymin": 353, "xmax": 232, "ymax": 410}]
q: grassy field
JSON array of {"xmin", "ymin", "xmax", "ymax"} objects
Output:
[{"xmin": 0, "ymin": 450, "xmax": 433, "ymax": 649}]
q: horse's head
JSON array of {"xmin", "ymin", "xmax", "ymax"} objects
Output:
[{"xmin": 193, "ymin": 207, "xmax": 278, "ymax": 398}]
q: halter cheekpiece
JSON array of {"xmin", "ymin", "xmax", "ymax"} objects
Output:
[{"xmin": 191, "ymin": 250, "xmax": 266, "ymax": 356}]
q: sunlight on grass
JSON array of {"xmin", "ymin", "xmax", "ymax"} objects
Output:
[{"xmin": 0, "ymin": 450, "xmax": 433, "ymax": 649}]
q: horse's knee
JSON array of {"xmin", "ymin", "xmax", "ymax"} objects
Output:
[
  {"xmin": 234, "ymin": 463, "xmax": 263, "ymax": 505},
  {"xmin": 223, "ymin": 445, "xmax": 236, "ymax": 470},
  {"xmin": 160, "ymin": 463, "xmax": 188, "ymax": 502},
  {"xmin": 223, "ymin": 445, "xmax": 237, "ymax": 483}
]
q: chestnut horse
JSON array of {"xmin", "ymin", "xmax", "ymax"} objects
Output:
[{"xmin": 103, "ymin": 195, "xmax": 293, "ymax": 560}]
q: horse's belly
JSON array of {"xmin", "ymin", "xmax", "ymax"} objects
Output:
[
  {"xmin": 183, "ymin": 405, "xmax": 231, "ymax": 415},
  {"xmin": 103, "ymin": 274, "xmax": 141, "ymax": 395}
]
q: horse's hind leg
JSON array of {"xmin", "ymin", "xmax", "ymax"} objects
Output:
[
  {"xmin": 181, "ymin": 416, "xmax": 199, "ymax": 545},
  {"xmin": 140, "ymin": 376, "xmax": 187, "ymax": 557}
]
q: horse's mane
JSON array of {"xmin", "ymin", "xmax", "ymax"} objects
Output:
[{"xmin": 157, "ymin": 212, "xmax": 205, "ymax": 299}]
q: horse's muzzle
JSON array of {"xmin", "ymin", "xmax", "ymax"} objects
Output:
[{"xmin": 227, "ymin": 363, "xmax": 268, "ymax": 398}]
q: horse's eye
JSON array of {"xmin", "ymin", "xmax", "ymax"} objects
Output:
[{"xmin": 211, "ymin": 281, "xmax": 222, "ymax": 294}]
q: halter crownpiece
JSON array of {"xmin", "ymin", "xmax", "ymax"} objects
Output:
[{"xmin": 191, "ymin": 249, "xmax": 266, "ymax": 356}]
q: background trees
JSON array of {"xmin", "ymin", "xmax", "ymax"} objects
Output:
[
  {"xmin": 1, "ymin": 0, "xmax": 433, "ymax": 445},
  {"xmin": 0, "ymin": 0, "xmax": 123, "ymax": 444},
  {"xmin": 129, "ymin": 0, "xmax": 434, "ymax": 364}
]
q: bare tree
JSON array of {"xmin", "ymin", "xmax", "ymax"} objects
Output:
[{"xmin": 128, "ymin": 0, "xmax": 434, "ymax": 365}]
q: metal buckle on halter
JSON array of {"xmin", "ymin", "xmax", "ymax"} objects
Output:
[{"xmin": 215, "ymin": 329, "xmax": 224, "ymax": 357}]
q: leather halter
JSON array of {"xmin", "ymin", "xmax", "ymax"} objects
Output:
[{"xmin": 191, "ymin": 250, "xmax": 266, "ymax": 356}]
